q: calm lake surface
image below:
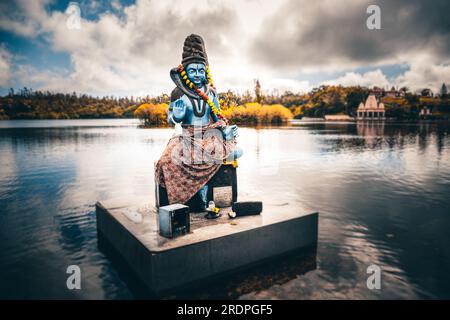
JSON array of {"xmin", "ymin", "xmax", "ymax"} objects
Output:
[{"xmin": 1, "ymin": 119, "xmax": 450, "ymax": 299}]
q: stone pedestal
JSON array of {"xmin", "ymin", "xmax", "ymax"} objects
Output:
[{"xmin": 96, "ymin": 198, "xmax": 318, "ymax": 294}]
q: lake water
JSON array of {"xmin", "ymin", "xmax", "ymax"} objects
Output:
[{"xmin": 1, "ymin": 119, "xmax": 450, "ymax": 299}]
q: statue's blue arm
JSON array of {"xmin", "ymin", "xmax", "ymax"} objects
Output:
[{"xmin": 215, "ymin": 98, "xmax": 239, "ymax": 141}]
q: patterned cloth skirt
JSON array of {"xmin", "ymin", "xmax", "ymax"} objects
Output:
[{"xmin": 155, "ymin": 123, "xmax": 236, "ymax": 205}]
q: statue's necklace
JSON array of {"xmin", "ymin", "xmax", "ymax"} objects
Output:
[
  {"xmin": 190, "ymin": 97, "xmax": 206, "ymax": 117},
  {"xmin": 178, "ymin": 64, "xmax": 228, "ymax": 124}
]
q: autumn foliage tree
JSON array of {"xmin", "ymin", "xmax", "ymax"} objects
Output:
[
  {"xmin": 222, "ymin": 103, "xmax": 293, "ymax": 125},
  {"xmin": 134, "ymin": 103, "xmax": 168, "ymax": 126}
]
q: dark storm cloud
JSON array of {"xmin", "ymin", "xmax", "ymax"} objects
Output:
[
  {"xmin": 250, "ymin": 0, "xmax": 450, "ymax": 68},
  {"xmin": 128, "ymin": 4, "xmax": 239, "ymax": 66}
]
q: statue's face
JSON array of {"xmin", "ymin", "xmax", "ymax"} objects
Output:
[{"xmin": 186, "ymin": 63, "xmax": 206, "ymax": 86}]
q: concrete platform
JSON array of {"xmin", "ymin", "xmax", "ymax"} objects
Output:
[{"xmin": 96, "ymin": 198, "xmax": 318, "ymax": 294}]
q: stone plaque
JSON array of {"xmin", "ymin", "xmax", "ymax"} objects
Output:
[{"xmin": 213, "ymin": 186, "xmax": 233, "ymax": 208}]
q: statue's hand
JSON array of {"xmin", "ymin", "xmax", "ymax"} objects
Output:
[
  {"xmin": 172, "ymin": 99, "xmax": 186, "ymax": 122},
  {"xmin": 223, "ymin": 124, "xmax": 239, "ymax": 141}
]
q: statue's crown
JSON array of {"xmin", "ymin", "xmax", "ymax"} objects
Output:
[{"xmin": 182, "ymin": 34, "xmax": 208, "ymax": 67}]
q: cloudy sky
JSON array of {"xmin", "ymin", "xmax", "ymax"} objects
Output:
[{"xmin": 0, "ymin": 0, "xmax": 449, "ymax": 97}]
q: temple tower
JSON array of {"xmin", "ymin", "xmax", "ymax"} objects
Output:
[{"xmin": 357, "ymin": 94, "xmax": 385, "ymax": 120}]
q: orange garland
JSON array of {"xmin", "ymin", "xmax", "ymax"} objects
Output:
[{"xmin": 178, "ymin": 64, "xmax": 228, "ymax": 124}]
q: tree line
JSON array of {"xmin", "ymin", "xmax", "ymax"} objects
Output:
[
  {"xmin": 0, "ymin": 88, "xmax": 169, "ymax": 120},
  {"xmin": 1, "ymin": 84, "xmax": 449, "ymax": 121}
]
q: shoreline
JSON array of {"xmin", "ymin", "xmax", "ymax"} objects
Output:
[{"xmin": 1, "ymin": 117, "xmax": 449, "ymax": 124}]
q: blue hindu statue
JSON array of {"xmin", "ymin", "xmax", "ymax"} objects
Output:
[{"xmin": 155, "ymin": 34, "xmax": 242, "ymax": 212}]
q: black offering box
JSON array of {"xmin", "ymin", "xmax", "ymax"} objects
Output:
[{"xmin": 158, "ymin": 204, "xmax": 190, "ymax": 238}]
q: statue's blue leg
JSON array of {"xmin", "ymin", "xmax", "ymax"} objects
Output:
[
  {"xmin": 197, "ymin": 185, "xmax": 208, "ymax": 210},
  {"xmin": 226, "ymin": 146, "xmax": 243, "ymax": 162}
]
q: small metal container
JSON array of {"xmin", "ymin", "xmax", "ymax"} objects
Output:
[{"xmin": 158, "ymin": 204, "xmax": 190, "ymax": 238}]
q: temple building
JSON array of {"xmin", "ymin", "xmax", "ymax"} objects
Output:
[
  {"xmin": 420, "ymin": 107, "xmax": 432, "ymax": 117},
  {"xmin": 357, "ymin": 94, "xmax": 385, "ymax": 120}
]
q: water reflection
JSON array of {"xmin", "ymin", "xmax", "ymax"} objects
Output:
[
  {"xmin": 1, "ymin": 120, "xmax": 450, "ymax": 299},
  {"xmin": 98, "ymin": 232, "xmax": 317, "ymax": 299}
]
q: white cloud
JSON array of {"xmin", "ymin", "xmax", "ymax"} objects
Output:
[
  {"xmin": 395, "ymin": 56, "xmax": 450, "ymax": 92},
  {"xmin": 1, "ymin": 0, "xmax": 449, "ymax": 96},
  {"xmin": 3, "ymin": 0, "xmax": 253, "ymax": 95},
  {"xmin": 324, "ymin": 70, "xmax": 391, "ymax": 88},
  {"xmin": 0, "ymin": 46, "xmax": 11, "ymax": 87},
  {"xmin": 111, "ymin": 0, "xmax": 122, "ymax": 11},
  {"xmin": 262, "ymin": 78, "xmax": 312, "ymax": 94},
  {"xmin": 323, "ymin": 62, "xmax": 450, "ymax": 93},
  {"xmin": 0, "ymin": 0, "xmax": 50, "ymax": 38}
]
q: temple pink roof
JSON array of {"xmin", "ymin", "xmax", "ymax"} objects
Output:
[{"xmin": 357, "ymin": 94, "xmax": 385, "ymax": 111}]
